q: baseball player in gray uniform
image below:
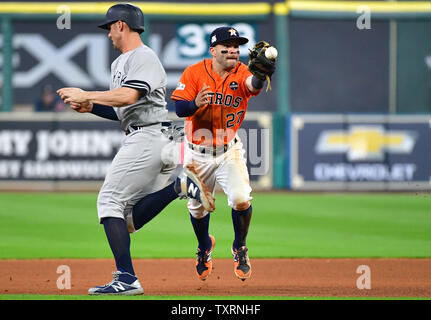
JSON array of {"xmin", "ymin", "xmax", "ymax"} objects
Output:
[{"xmin": 57, "ymin": 3, "xmax": 214, "ymax": 295}]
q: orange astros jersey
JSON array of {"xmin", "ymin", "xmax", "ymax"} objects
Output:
[{"xmin": 171, "ymin": 59, "xmax": 258, "ymax": 147}]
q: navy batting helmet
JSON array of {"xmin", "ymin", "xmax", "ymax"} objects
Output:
[{"xmin": 98, "ymin": 3, "xmax": 145, "ymax": 34}]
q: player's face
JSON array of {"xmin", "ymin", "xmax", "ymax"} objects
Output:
[
  {"xmin": 212, "ymin": 41, "xmax": 240, "ymax": 70},
  {"xmin": 108, "ymin": 22, "xmax": 122, "ymax": 51}
]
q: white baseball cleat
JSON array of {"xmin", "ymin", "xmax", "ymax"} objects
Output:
[
  {"xmin": 88, "ymin": 271, "xmax": 144, "ymax": 295},
  {"xmin": 175, "ymin": 165, "xmax": 215, "ymax": 212}
]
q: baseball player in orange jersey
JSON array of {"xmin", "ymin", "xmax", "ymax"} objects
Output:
[{"xmin": 171, "ymin": 26, "xmax": 276, "ymax": 281}]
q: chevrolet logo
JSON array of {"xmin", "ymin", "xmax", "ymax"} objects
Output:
[{"xmin": 315, "ymin": 125, "xmax": 416, "ymax": 161}]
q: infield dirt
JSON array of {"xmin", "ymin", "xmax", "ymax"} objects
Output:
[{"xmin": 1, "ymin": 258, "xmax": 431, "ymax": 297}]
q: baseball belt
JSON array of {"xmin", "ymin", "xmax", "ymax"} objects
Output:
[
  {"xmin": 188, "ymin": 137, "xmax": 238, "ymax": 156},
  {"xmin": 125, "ymin": 122, "xmax": 171, "ymax": 135}
]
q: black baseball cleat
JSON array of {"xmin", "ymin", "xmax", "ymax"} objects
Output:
[
  {"xmin": 174, "ymin": 165, "xmax": 215, "ymax": 212},
  {"xmin": 195, "ymin": 235, "xmax": 216, "ymax": 281},
  {"xmin": 232, "ymin": 246, "xmax": 252, "ymax": 280}
]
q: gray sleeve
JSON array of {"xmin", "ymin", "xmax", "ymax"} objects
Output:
[{"xmin": 122, "ymin": 50, "xmax": 165, "ymax": 95}]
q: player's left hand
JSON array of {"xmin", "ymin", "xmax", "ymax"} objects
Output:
[
  {"xmin": 248, "ymin": 41, "xmax": 276, "ymax": 91},
  {"xmin": 57, "ymin": 87, "xmax": 89, "ymax": 104}
]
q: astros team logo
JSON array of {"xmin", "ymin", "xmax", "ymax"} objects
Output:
[
  {"xmin": 315, "ymin": 125, "xmax": 417, "ymax": 161},
  {"xmin": 228, "ymin": 28, "xmax": 237, "ymax": 36}
]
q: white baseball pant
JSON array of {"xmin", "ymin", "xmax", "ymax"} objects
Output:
[
  {"xmin": 185, "ymin": 136, "xmax": 252, "ymax": 219},
  {"xmin": 97, "ymin": 124, "xmax": 176, "ymax": 226}
]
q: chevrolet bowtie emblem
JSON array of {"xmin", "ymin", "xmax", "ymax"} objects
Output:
[{"xmin": 315, "ymin": 125, "xmax": 416, "ymax": 161}]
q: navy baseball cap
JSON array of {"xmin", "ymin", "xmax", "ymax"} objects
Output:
[
  {"xmin": 209, "ymin": 27, "xmax": 249, "ymax": 47},
  {"xmin": 98, "ymin": 3, "xmax": 145, "ymax": 34}
]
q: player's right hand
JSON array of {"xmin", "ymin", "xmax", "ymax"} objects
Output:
[
  {"xmin": 195, "ymin": 84, "xmax": 212, "ymax": 108},
  {"xmin": 70, "ymin": 102, "xmax": 93, "ymax": 113}
]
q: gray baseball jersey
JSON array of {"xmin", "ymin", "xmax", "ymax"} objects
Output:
[
  {"xmin": 97, "ymin": 44, "xmax": 175, "ymax": 228},
  {"xmin": 110, "ymin": 44, "xmax": 169, "ymax": 131}
]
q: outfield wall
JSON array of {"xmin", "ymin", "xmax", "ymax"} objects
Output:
[
  {"xmin": 1, "ymin": 1, "xmax": 431, "ymax": 191},
  {"xmin": 2, "ymin": 113, "xmax": 430, "ymax": 191}
]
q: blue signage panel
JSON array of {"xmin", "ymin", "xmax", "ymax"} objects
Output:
[{"xmin": 288, "ymin": 115, "xmax": 431, "ymax": 190}]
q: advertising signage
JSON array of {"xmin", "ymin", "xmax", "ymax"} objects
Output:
[
  {"xmin": 0, "ymin": 112, "xmax": 272, "ymax": 190},
  {"xmin": 289, "ymin": 114, "xmax": 431, "ymax": 190}
]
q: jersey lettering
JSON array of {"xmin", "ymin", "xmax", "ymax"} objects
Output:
[
  {"xmin": 214, "ymin": 93, "xmax": 223, "ymax": 105},
  {"xmin": 207, "ymin": 92, "xmax": 241, "ymax": 108},
  {"xmin": 171, "ymin": 59, "xmax": 259, "ymax": 146},
  {"xmin": 112, "ymin": 71, "xmax": 126, "ymax": 86},
  {"xmin": 232, "ymin": 97, "xmax": 242, "ymax": 108},
  {"xmin": 224, "ymin": 94, "xmax": 233, "ymax": 107}
]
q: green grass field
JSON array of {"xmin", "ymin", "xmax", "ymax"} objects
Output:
[
  {"xmin": 1, "ymin": 192, "xmax": 430, "ymax": 259},
  {"xmin": 0, "ymin": 191, "xmax": 430, "ymax": 300}
]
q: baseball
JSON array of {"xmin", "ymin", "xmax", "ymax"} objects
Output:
[{"xmin": 265, "ymin": 46, "xmax": 278, "ymax": 60}]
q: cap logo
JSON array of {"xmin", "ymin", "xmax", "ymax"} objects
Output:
[{"xmin": 228, "ymin": 28, "xmax": 237, "ymax": 36}]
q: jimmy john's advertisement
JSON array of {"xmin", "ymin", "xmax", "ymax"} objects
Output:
[
  {"xmin": 288, "ymin": 114, "xmax": 431, "ymax": 190},
  {"xmin": 0, "ymin": 112, "xmax": 272, "ymax": 190},
  {"xmin": 0, "ymin": 116, "xmax": 123, "ymax": 185}
]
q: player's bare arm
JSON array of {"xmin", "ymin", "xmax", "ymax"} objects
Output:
[
  {"xmin": 85, "ymin": 87, "xmax": 140, "ymax": 106},
  {"xmin": 57, "ymin": 86, "xmax": 140, "ymax": 107}
]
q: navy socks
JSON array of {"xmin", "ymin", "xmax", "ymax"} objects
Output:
[
  {"xmin": 190, "ymin": 206, "xmax": 253, "ymax": 252},
  {"xmin": 102, "ymin": 182, "xmax": 180, "ymax": 277},
  {"xmin": 132, "ymin": 182, "xmax": 179, "ymax": 230},
  {"xmin": 102, "ymin": 217, "xmax": 135, "ymax": 275},
  {"xmin": 190, "ymin": 213, "xmax": 212, "ymax": 251},
  {"xmin": 232, "ymin": 205, "xmax": 253, "ymax": 250}
]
